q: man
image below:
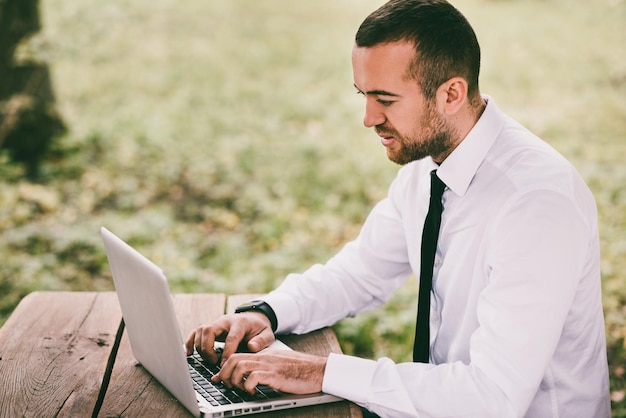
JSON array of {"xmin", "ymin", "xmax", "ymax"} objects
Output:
[{"xmin": 186, "ymin": 1, "xmax": 610, "ymax": 416}]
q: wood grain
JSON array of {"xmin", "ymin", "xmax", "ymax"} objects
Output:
[{"xmin": 0, "ymin": 291, "xmax": 122, "ymax": 417}]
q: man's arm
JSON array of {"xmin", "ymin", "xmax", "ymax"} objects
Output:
[{"xmin": 263, "ymin": 166, "xmax": 419, "ymax": 335}]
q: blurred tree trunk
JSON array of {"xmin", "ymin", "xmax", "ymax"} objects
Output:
[{"xmin": 0, "ymin": 0, "xmax": 66, "ymax": 179}]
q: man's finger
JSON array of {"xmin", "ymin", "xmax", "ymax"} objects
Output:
[
  {"xmin": 185, "ymin": 330, "xmax": 195, "ymax": 355},
  {"xmin": 221, "ymin": 327, "xmax": 246, "ymax": 365},
  {"xmin": 231, "ymin": 358, "xmax": 259, "ymax": 389},
  {"xmin": 215, "ymin": 352, "xmax": 250, "ymax": 388},
  {"xmin": 246, "ymin": 329, "xmax": 275, "ymax": 352},
  {"xmin": 197, "ymin": 326, "xmax": 221, "ymax": 363}
]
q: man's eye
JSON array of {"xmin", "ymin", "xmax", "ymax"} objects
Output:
[{"xmin": 377, "ymin": 99, "xmax": 393, "ymax": 106}]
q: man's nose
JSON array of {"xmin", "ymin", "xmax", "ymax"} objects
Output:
[{"xmin": 363, "ymin": 100, "xmax": 385, "ymax": 128}]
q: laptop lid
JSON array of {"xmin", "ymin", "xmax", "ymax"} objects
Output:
[{"xmin": 101, "ymin": 226, "xmax": 202, "ymax": 416}]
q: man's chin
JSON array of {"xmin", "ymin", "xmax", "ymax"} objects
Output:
[{"xmin": 387, "ymin": 149, "xmax": 427, "ymax": 165}]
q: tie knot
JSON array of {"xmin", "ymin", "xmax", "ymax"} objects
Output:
[{"xmin": 430, "ymin": 170, "xmax": 446, "ymax": 200}]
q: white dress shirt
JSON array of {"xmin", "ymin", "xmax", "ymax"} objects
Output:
[{"xmin": 263, "ymin": 97, "xmax": 610, "ymax": 417}]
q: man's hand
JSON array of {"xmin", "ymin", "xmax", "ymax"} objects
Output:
[
  {"xmin": 213, "ymin": 349, "xmax": 327, "ymax": 395},
  {"xmin": 185, "ymin": 312, "xmax": 275, "ymax": 365}
]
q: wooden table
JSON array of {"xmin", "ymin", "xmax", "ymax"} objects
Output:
[{"xmin": 0, "ymin": 291, "xmax": 362, "ymax": 417}]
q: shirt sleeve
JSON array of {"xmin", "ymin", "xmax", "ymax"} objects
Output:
[
  {"xmin": 323, "ymin": 353, "xmax": 513, "ymax": 417},
  {"xmin": 263, "ymin": 166, "xmax": 416, "ymax": 334}
]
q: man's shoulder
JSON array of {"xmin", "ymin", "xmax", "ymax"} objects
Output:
[{"xmin": 487, "ymin": 119, "xmax": 580, "ymax": 187}]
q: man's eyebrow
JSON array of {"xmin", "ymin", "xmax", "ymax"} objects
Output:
[{"xmin": 353, "ymin": 84, "xmax": 400, "ymax": 97}]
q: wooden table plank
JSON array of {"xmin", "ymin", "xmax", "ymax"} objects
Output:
[
  {"xmin": 0, "ymin": 291, "xmax": 122, "ymax": 417},
  {"xmin": 97, "ymin": 293, "xmax": 226, "ymax": 417}
]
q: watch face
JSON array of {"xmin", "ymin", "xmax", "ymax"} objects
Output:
[{"xmin": 239, "ymin": 300, "xmax": 262, "ymax": 309}]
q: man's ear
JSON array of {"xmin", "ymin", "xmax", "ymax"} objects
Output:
[{"xmin": 436, "ymin": 77, "xmax": 468, "ymax": 115}]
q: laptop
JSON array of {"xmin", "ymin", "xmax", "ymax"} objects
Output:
[{"xmin": 100, "ymin": 226, "xmax": 342, "ymax": 417}]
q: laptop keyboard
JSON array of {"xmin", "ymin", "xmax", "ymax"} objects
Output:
[{"xmin": 187, "ymin": 352, "xmax": 283, "ymax": 407}]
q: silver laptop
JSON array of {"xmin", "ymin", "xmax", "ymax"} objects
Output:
[{"xmin": 100, "ymin": 226, "xmax": 342, "ymax": 417}]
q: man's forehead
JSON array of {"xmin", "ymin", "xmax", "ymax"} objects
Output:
[{"xmin": 352, "ymin": 41, "xmax": 417, "ymax": 93}]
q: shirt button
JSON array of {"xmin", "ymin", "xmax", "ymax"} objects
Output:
[{"xmin": 434, "ymin": 259, "xmax": 442, "ymax": 267}]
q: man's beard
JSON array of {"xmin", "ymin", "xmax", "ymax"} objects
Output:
[{"xmin": 377, "ymin": 101, "xmax": 458, "ymax": 165}]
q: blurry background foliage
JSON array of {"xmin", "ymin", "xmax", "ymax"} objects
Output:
[{"xmin": 0, "ymin": 0, "xmax": 625, "ymax": 414}]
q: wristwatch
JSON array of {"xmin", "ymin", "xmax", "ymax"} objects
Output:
[{"xmin": 234, "ymin": 300, "xmax": 278, "ymax": 332}]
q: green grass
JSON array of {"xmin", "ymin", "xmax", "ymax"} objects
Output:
[{"xmin": 2, "ymin": 0, "xmax": 625, "ymax": 414}]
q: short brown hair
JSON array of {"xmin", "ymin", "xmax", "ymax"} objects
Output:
[{"xmin": 356, "ymin": 0, "xmax": 481, "ymax": 103}]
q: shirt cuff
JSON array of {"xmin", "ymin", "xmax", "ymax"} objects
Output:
[
  {"xmin": 322, "ymin": 353, "xmax": 377, "ymax": 404},
  {"xmin": 261, "ymin": 291, "xmax": 302, "ymax": 334}
]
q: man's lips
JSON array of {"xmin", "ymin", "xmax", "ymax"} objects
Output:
[
  {"xmin": 380, "ymin": 136, "xmax": 395, "ymax": 146},
  {"xmin": 376, "ymin": 127, "xmax": 398, "ymax": 147},
  {"xmin": 377, "ymin": 132, "xmax": 396, "ymax": 147}
]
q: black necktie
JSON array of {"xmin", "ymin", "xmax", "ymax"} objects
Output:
[{"xmin": 413, "ymin": 170, "xmax": 446, "ymax": 363}]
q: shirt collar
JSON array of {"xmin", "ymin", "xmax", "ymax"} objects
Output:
[{"xmin": 436, "ymin": 95, "xmax": 505, "ymax": 197}]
